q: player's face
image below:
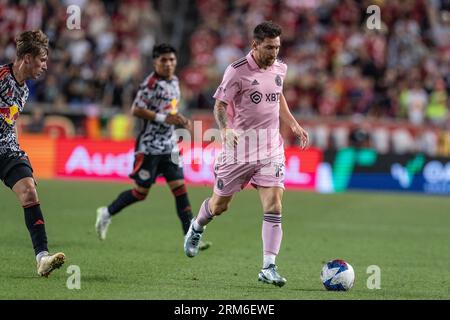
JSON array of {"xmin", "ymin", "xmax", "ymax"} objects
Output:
[
  {"xmin": 154, "ymin": 53, "xmax": 177, "ymax": 79},
  {"xmin": 26, "ymin": 51, "xmax": 48, "ymax": 80},
  {"xmin": 252, "ymin": 37, "xmax": 280, "ymax": 68}
]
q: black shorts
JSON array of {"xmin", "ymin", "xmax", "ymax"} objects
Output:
[
  {"xmin": 0, "ymin": 153, "xmax": 34, "ymax": 189},
  {"xmin": 129, "ymin": 152, "xmax": 184, "ymax": 188}
]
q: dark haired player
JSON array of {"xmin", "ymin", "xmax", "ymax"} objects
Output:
[
  {"xmin": 96, "ymin": 44, "xmax": 211, "ymax": 251},
  {"xmin": 184, "ymin": 22, "xmax": 309, "ymax": 286}
]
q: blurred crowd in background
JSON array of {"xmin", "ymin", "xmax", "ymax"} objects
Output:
[
  {"xmin": 1, "ymin": 0, "xmax": 450, "ymax": 151},
  {"xmin": 186, "ymin": 0, "xmax": 450, "ymax": 128},
  {"xmin": 1, "ymin": 0, "xmax": 161, "ymax": 114}
]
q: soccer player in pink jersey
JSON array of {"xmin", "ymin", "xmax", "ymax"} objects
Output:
[{"xmin": 184, "ymin": 21, "xmax": 309, "ymax": 287}]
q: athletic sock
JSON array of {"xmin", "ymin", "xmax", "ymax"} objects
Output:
[
  {"xmin": 172, "ymin": 185, "xmax": 194, "ymax": 235},
  {"xmin": 107, "ymin": 189, "xmax": 146, "ymax": 215},
  {"xmin": 23, "ymin": 202, "xmax": 48, "ymax": 256},
  {"xmin": 262, "ymin": 212, "xmax": 282, "ymax": 268}
]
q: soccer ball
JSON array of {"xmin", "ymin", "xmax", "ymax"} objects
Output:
[{"xmin": 320, "ymin": 259, "xmax": 355, "ymax": 291}]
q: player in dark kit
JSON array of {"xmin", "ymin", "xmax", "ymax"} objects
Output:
[
  {"xmin": 0, "ymin": 30, "xmax": 65, "ymax": 277},
  {"xmin": 96, "ymin": 44, "xmax": 211, "ymax": 250}
]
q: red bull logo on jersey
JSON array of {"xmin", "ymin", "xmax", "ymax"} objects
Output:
[
  {"xmin": 0, "ymin": 104, "xmax": 19, "ymax": 125},
  {"xmin": 162, "ymin": 98, "xmax": 178, "ymax": 114}
]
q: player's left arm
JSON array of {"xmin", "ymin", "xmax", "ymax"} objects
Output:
[{"xmin": 279, "ymin": 93, "xmax": 309, "ymax": 149}]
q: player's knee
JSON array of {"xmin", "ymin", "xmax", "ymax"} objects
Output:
[
  {"xmin": 18, "ymin": 184, "xmax": 38, "ymax": 206},
  {"xmin": 266, "ymin": 202, "xmax": 282, "ymax": 214},
  {"xmin": 171, "ymin": 184, "xmax": 187, "ymax": 197},
  {"xmin": 211, "ymin": 202, "xmax": 228, "ymax": 216},
  {"xmin": 132, "ymin": 188, "xmax": 148, "ymax": 200}
]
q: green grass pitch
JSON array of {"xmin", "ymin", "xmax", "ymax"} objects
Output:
[{"xmin": 0, "ymin": 180, "xmax": 449, "ymax": 299}]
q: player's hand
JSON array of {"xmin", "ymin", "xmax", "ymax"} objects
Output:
[
  {"xmin": 171, "ymin": 113, "xmax": 191, "ymax": 130},
  {"xmin": 221, "ymin": 128, "xmax": 239, "ymax": 148},
  {"xmin": 165, "ymin": 114, "xmax": 186, "ymax": 126},
  {"xmin": 176, "ymin": 113, "xmax": 191, "ymax": 129},
  {"xmin": 291, "ymin": 123, "xmax": 309, "ymax": 149},
  {"xmin": 183, "ymin": 118, "xmax": 192, "ymax": 131}
]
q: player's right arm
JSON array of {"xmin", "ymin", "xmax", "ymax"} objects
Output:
[
  {"xmin": 214, "ymin": 100, "xmax": 238, "ymax": 148},
  {"xmin": 213, "ymin": 100, "xmax": 228, "ymax": 130},
  {"xmin": 130, "ymin": 77, "xmax": 187, "ymax": 126},
  {"xmin": 131, "ymin": 105, "xmax": 186, "ymax": 126},
  {"xmin": 213, "ymin": 65, "xmax": 242, "ymax": 147},
  {"xmin": 0, "ymin": 75, "xmax": 13, "ymax": 105},
  {"xmin": 0, "ymin": 74, "xmax": 21, "ymax": 129}
]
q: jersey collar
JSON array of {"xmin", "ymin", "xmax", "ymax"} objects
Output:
[
  {"xmin": 247, "ymin": 51, "xmax": 275, "ymax": 72},
  {"xmin": 153, "ymin": 71, "xmax": 175, "ymax": 82},
  {"xmin": 8, "ymin": 63, "xmax": 25, "ymax": 87}
]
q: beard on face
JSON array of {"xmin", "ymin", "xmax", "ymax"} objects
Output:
[{"xmin": 265, "ymin": 56, "xmax": 275, "ymax": 66}]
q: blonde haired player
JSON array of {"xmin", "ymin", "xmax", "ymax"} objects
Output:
[{"xmin": 0, "ymin": 30, "xmax": 65, "ymax": 277}]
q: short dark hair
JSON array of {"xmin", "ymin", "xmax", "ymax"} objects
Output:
[
  {"xmin": 152, "ymin": 43, "xmax": 177, "ymax": 59},
  {"xmin": 253, "ymin": 21, "xmax": 282, "ymax": 43},
  {"xmin": 16, "ymin": 29, "xmax": 49, "ymax": 59}
]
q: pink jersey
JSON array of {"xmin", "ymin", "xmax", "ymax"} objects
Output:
[{"xmin": 213, "ymin": 51, "xmax": 287, "ymax": 162}]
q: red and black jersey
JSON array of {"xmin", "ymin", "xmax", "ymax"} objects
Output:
[
  {"xmin": 133, "ymin": 72, "xmax": 181, "ymax": 155},
  {"xmin": 0, "ymin": 64, "xmax": 30, "ymax": 156}
]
